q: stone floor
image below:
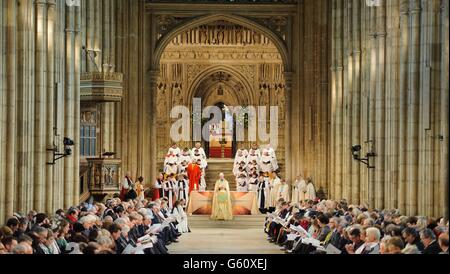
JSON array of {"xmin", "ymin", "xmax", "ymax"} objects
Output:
[{"xmin": 169, "ymin": 217, "xmax": 284, "ymax": 254}]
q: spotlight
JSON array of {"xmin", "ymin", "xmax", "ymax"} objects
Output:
[
  {"xmin": 351, "ymin": 145, "xmax": 361, "ymax": 159},
  {"xmin": 350, "ymin": 143, "xmax": 375, "ymax": 169},
  {"xmin": 64, "ymin": 137, "xmax": 74, "ymax": 146},
  {"xmin": 47, "ymin": 136, "xmax": 75, "ymax": 165}
]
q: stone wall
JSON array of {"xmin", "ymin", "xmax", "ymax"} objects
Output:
[
  {"xmin": 329, "ymin": 0, "xmax": 449, "ymax": 217},
  {"xmin": 0, "ymin": 0, "xmax": 81, "ymax": 221}
]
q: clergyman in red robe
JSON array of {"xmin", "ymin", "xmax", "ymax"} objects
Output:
[{"xmin": 187, "ymin": 160, "xmax": 202, "ymax": 193}]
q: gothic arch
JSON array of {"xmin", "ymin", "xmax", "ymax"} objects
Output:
[
  {"xmin": 187, "ymin": 65, "xmax": 254, "ymax": 107},
  {"xmin": 152, "ymin": 13, "xmax": 289, "ymax": 71}
]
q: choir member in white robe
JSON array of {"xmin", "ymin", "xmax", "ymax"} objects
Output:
[
  {"xmin": 276, "ymin": 179, "xmax": 290, "ymax": 202},
  {"xmin": 236, "ymin": 170, "xmax": 248, "ymax": 192},
  {"xmin": 164, "ymin": 154, "xmax": 178, "ymax": 175},
  {"xmin": 259, "ymin": 151, "xmax": 274, "ymax": 173},
  {"xmin": 191, "ymin": 142, "xmax": 207, "ymax": 167},
  {"xmin": 257, "ymin": 174, "xmax": 270, "ymax": 212},
  {"xmin": 167, "ymin": 143, "xmax": 181, "ymax": 158},
  {"xmin": 178, "ymin": 148, "xmax": 192, "ymax": 165},
  {"xmin": 178, "ymin": 160, "xmax": 188, "ymax": 177},
  {"xmin": 246, "ymin": 159, "xmax": 259, "ymax": 175},
  {"xmin": 233, "ymin": 149, "xmax": 247, "ymax": 176},
  {"xmin": 269, "ymin": 173, "xmax": 281, "ymax": 208},
  {"xmin": 265, "ymin": 144, "xmax": 279, "ymax": 171},
  {"xmin": 172, "ymin": 199, "xmax": 189, "ymax": 233},
  {"xmin": 247, "ymin": 143, "xmax": 261, "ymax": 163},
  {"xmin": 163, "ymin": 175, "xmax": 176, "ymax": 209},
  {"xmin": 291, "ymin": 175, "xmax": 307, "ymax": 205},
  {"xmin": 304, "ymin": 177, "xmax": 316, "ymax": 201},
  {"xmin": 195, "ymin": 159, "xmax": 207, "ymax": 192},
  {"xmin": 248, "ymin": 172, "xmax": 259, "ymax": 192},
  {"xmin": 176, "ymin": 174, "xmax": 189, "ymax": 203}
]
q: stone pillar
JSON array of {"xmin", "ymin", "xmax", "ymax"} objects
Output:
[
  {"xmin": 46, "ymin": 0, "xmax": 56, "ymax": 213},
  {"xmin": 34, "ymin": 0, "xmax": 48, "ymax": 212},
  {"xmin": 64, "ymin": 3, "xmax": 76, "ymax": 209},
  {"xmin": 284, "ymin": 72, "xmax": 293, "ymax": 182},
  {"xmin": 350, "ymin": 0, "xmax": 362, "ymax": 205},
  {"xmin": 4, "ymin": 0, "xmax": 18, "ymax": 220},
  {"xmin": 73, "ymin": 2, "xmax": 81, "ymax": 206},
  {"xmin": 374, "ymin": 3, "xmax": 387, "ymax": 210},
  {"xmin": 405, "ymin": 0, "xmax": 421, "ymax": 216},
  {"xmin": 15, "ymin": 0, "xmax": 36, "ymax": 214},
  {"xmin": 0, "ymin": 0, "xmax": 7, "ymax": 221},
  {"xmin": 149, "ymin": 70, "xmax": 159, "ymax": 188},
  {"xmin": 440, "ymin": 0, "xmax": 449, "ymax": 218}
]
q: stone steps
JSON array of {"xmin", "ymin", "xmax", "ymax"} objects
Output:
[
  {"xmin": 188, "ymin": 214, "xmax": 265, "ymax": 229},
  {"xmin": 204, "ymin": 159, "xmax": 235, "ymax": 190}
]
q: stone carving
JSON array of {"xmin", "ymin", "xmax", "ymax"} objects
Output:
[
  {"xmin": 81, "ymin": 111, "xmax": 96, "ymax": 124},
  {"xmin": 233, "ymin": 65, "xmax": 255, "ymax": 84},
  {"xmin": 167, "ymin": 21, "xmax": 274, "ymax": 47},
  {"xmin": 245, "ymin": 15, "xmax": 289, "ymax": 41},
  {"xmin": 187, "ymin": 64, "xmax": 209, "ymax": 83}
]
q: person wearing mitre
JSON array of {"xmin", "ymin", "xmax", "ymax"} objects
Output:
[
  {"xmin": 256, "ymin": 173, "xmax": 270, "ymax": 213},
  {"xmin": 163, "ymin": 174, "xmax": 177, "ymax": 209},
  {"xmin": 236, "ymin": 168, "xmax": 248, "ymax": 192},
  {"xmin": 176, "ymin": 174, "xmax": 189, "ymax": 203},
  {"xmin": 191, "ymin": 142, "xmax": 207, "ymax": 167},
  {"xmin": 248, "ymin": 172, "xmax": 259, "ymax": 192},
  {"xmin": 186, "ymin": 159, "xmax": 201, "ymax": 193},
  {"xmin": 304, "ymin": 177, "xmax": 317, "ymax": 201},
  {"xmin": 291, "ymin": 174, "xmax": 307, "ymax": 205},
  {"xmin": 259, "ymin": 150, "xmax": 274, "ymax": 173},
  {"xmin": 164, "ymin": 154, "xmax": 178, "ymax": 175},
  {"xmin": 211, "ymin": 173, "xmax": 233, "ymax": 221},
  {"xmin": 276, "ymin": 179, "xmax": 290, "ymax": 202},
  {"xmin": 153, "ymin": 173, "xmax": 165, "ymax": 200},
  {"xmin": 268, "ymin": 172, "xmax": 281, "ymax": 211}
]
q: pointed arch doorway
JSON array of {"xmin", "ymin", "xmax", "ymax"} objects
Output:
[
  {"xmin": 190, "ymin": 66, "xmax": 252, "ymax": 160},
  {"xmin": 204, "ymin": 102, "xmax": 237, "ymax": 159}
]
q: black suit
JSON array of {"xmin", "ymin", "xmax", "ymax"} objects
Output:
[
  {"xmin": 423, "ymin": 241, "xmax": 442, "ymax": 254},
  {"xmin": 328, "ymin": 229, "xmax": 342, "ymax": 248},
  {"xmin": 151, "ymin": 212, "xmax": 177, "ymax": 244}
]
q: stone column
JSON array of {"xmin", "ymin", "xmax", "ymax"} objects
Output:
[
  {"xmin": 0, "ymin": 0, "xmax": 6, "ymax": 221},
  {"xmin": 149, "ymin": 70, "xmax": 159, "ymax": 188},
  {"xmin": 64, "ymin": 3, "xmax": 76, "ymax": 209},
  {"xmin": 374, "ymin": 3, "xmax": 387, "ymax": 210},
  {"xmin": 34, "ymin": 0, "xmax": 48, "ymax": 212},
  {"xmin": 350, "ymin": 0, "xmax": 362, "ymax": 205},
  {"xmin": 284, "ymin": 72, "xmax": 293, "ymax": 182},
  {"xmin": 46, "ymin": 0, "xmax": 56, "ymax": 213},
  {"xmin": 439, "ymin": 0, "xmax": 449, "ymax": 218},
  {"xmin": 406, "ymin": 0, "xmax": 421, "ymax": 216},
  {"xmin": 15, "ymin": 0, "xmax": 36, "ymax": 214},
  {"xmin": 73, "ymin": 2, "xmax": 81, "ymax": 206},
  {"xmin": 4, "ymin": 0, "xmax": 18, "ymax": 220}
]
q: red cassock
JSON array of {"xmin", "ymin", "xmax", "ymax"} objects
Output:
[{"xmin": 186, "ymin": 163, "xmax": 201, "ymax": 193}]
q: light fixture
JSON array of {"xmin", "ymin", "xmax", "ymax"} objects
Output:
[
  {"xmin": 351, "ymin": 143, "xmax": 375, "ymax": 169},
  {"xmin": 47, "ymin": 137, "xmax": 75, "ymax": 165}
]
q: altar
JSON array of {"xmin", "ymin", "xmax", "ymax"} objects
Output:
[{"xmin": 187, "ymin": 191, "xmax": 260, "ymax": 215}]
